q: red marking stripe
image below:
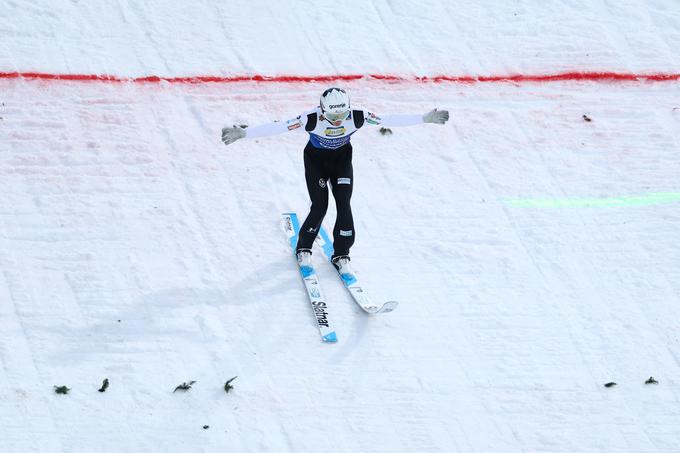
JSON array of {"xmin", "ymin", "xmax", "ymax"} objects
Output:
[{"xmin": 0, "ymin": 71, "xmax": 678, "ymax": 84}]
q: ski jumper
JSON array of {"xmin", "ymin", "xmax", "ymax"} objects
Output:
[{"xmin": 244, "ymin": 108, "xmax": 423, "ymax": 258}]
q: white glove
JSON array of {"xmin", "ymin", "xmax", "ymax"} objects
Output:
[
  {"xmin": 221, "ymin": 125, "xmax": 246, "ymax": 146},
  {"xmin": 423, "ymin": 108, "xmax": 449, "ymax": 124}
]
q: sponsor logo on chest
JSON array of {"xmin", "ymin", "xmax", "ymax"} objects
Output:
[{"xmin": 324, "ymin": 126, "xmax": 346, "ymax": 137}]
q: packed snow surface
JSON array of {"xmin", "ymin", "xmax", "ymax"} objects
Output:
[{"xmin": 1, "ymin": 1, "xmax": 680, "ymax": 452}]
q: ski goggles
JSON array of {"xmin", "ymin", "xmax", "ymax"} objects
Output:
[{"xmin": 324, "ymin": 110, "xmax": 350, "ymax": 123}]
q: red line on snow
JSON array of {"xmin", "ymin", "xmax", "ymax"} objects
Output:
[{"xmin": 1, "ymin": 71, "xmax": 679, "ymax": 84}]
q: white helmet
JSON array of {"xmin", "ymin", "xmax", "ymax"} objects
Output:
[{"xmin": 320, "ymin": 87, "xmax": 350, "ymax": 123}]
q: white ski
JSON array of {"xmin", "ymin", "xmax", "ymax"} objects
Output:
[
  {"xmin": 316, "ymin": 224, "xmax": 398, "ymax": 314},
  {"xmin": 282, "ymin": 213, "xmax": 337, "ymax": 343}
]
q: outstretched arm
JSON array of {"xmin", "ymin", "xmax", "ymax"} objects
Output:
[
  {"xmin": 362, "ymin": 109, "xmax": 449, "ymax": 127},
  {"xmin": 221, "ymin": 114, "xmax": 306, "ymax": 146}
]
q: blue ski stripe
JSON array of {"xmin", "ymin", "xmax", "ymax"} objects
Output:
[
  {"xmin": 341, "ymin": 273, "xmax": 358, "ymax": 286},
  {"xmin": 285, "ymin": 212, "xmax": 301, "ymax": 250},
  {"xmin": 323, "ymin": 332, "xmax": 338, "ymax": 343},
  {"xmin": 317, "ymin": 224, "xmax": 335, "ymax": 262}
]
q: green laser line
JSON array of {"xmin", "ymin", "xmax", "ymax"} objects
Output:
[{"xmin": 507, "ymin": 192, "xmax": 680, "ymax": 208}]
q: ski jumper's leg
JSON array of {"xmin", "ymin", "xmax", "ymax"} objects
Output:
[
  {"xmin": 330, "ymin": 144, "xmax": 355, "ymax": 258},
  {"xmin": 297, "ymin": 143, "xmax": 329, "ymax": 252}
]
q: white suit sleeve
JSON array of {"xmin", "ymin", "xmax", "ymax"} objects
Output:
[
  {"xmin": 362, "ymin": 110, "xmax": 423, "ymax": 128},
  {"xmin": 244, "ymin": 114, "xmax": 307, "ymax": 139}
]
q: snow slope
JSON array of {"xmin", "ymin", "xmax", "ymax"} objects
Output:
[
  {"xmin": 2, "ymin": 1, "xmax": 680, "ymax": 452},
  {"xmin": 3, "ymin": 0, "xmax": 680, "ymax": 77}
]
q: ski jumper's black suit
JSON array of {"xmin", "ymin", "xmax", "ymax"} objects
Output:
[
  {"xmin": 241, "ymin": 107, "xmax": 424, "ymax": 259},
  {"xmin": 296, "ymin": 111, "xmax": 363, "ymax": 258}
]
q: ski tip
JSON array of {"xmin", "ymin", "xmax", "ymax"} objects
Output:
[
  {"xmin": 366, "ymin": 301, "xmax": 399, "ymax": 314},
  {"xmin": 379, "ymin": 301, "xmax": 399, "ymax": 313},
  {"xmin": 322, "ymin": 331, "xmax": 338, "ymax": 343}
]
